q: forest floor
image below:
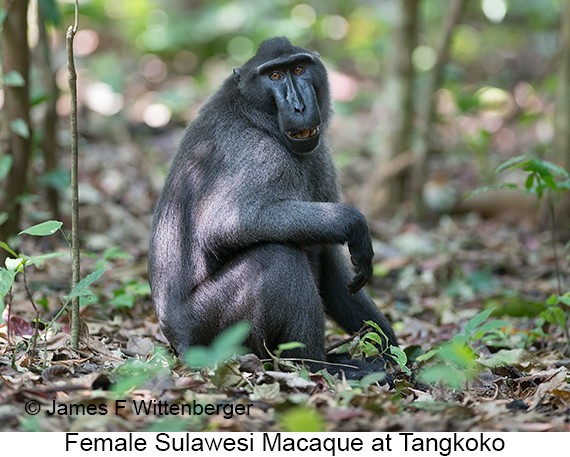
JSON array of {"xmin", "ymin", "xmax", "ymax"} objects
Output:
[{"xmin": 0, "ymin": 127, "xmax": 569, "ymax": 433}]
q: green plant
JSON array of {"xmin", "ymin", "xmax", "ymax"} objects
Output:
[
  {"xmin": 523, "ymin": 293, "xmax": 570, "ymax": 347},
  {"xmin": 108, "ymin": 279, "xmax": 151, "ymax": 308},
  {"xmin": 0, "ymin": 221, "xmax": 66, "ymax": 303},
  {"xmin": 0, "ymin": 220, "xmax": 107, "ymax": 351},
  {"xmin": 418, "ymin": 340, "xmax": 477, "ymax": 389},
  {"xmin": 466, "ymin": 155, "xmax": 570, "ymax": 343},
  {"xmin": 83, "ymin": 246, "xmax": 150, "ymax": 308},
  {"xmin": 359, "ymin": 320, "xmax": 411, "ymax": 375},
  {"xmin": 417, "ymin": 308, "xmax": 511, "ymax": 389},
  {"xmin": 85, "ymin": 245, "xmax": 133, "ymax": 270}
]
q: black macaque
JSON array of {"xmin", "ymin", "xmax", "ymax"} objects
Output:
[{"xmin": 149, "ymin": 37, "xmax": 397, "ymax": 380}]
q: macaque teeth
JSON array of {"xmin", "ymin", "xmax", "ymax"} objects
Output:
[{"xmin": 288, "ymin": 126, "xmax": 320, "ymax": 139}]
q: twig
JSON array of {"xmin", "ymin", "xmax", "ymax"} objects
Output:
[
  {"xmin": 258, "ymin": 357, "xmax": 362, "ymax": 371},
  {"xmin": 5, "ymin": 287, "xmax": 12, "ymax": 343},
  {"xmin": 262, "ymin": 340, "xmax": 364, "ymax": 371},
  {"xmin": 66, "ymin": 0, "xmax": 80, "ymax": 349}
]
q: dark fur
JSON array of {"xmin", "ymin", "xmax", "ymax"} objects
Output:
[{"xmin": 149, "ymin": 37, "xmax": 396, "ymax": 379}]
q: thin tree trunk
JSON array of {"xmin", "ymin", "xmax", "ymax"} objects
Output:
[
  {"xmin": 412, "ymin": 0, "xmax": 465, "ymax": 218},
  {"xmin": 0, "ymin": 0, "xmax": 31, "ymax": 250},
  {"xmin": 554, "ymin": 0, "xmax": 570, "ymax": 168},
  {"xmin": 364, "ymin": 0, "xmax": 419, "ymax": 216}
]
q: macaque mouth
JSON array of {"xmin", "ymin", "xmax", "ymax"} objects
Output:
[{"xmin": 287, "ymin": 125, "xmax": 319, "ymax": 139}]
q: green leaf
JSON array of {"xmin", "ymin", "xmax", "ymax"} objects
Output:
[
  {"xmin": 184, "ymin": 346, "xmax": 211, "ymax": 369},
  {"xmin": 0, "ymin": 9, "xmax": 7, "ymax": 28},
  {"xmin": 364, "ymin": 320, "xmax": 381, "ymax": 331},
  {"xmin": 23, "ymin": 252, "xmax": 66, "ymax": 268},
  {"xmin": 19, "ymin": 220, "xmax": 62, "ymax": 236},
  {"xmin": 0, "ymin": 155, "xmax": 12, "ymax": 183},
  {"xmin": 464, "ymin": 308, "xmax": 494, "ymax": 335},
  {"xmin": 0, "ymin": 241, "xmax": 18, "ymax": 258},
  {"xmin": 452, "ymin": 333, "xmax": 469, "ymax": 344},
  {"xmin": 472, "ymin": 330, "xmax": 485, "ymax": 340},
  {"xmin": 210, "ymin": 321, "xmax": 251, "ymax": 362},
  {"xmin": 462, "ymin": 183, "xmax": 518, "ymax": 199},
  {"xmin": 37, "ymin": 168, "xmax": 70, "ymax": 190},
  {"xmin": 9, "ymin": 119, "xmax": 30, "ymax": 139},
  {"xmin": 360, "ymin": 371, "xmax": 387, "ymax": 386},
  {"xmin": 439, "ymin": 341, "xmax": 476, "ymax": 368},
  {"xmin": 67, "ymin": 268, "xmax": 108, "ymax": 300},
  {"xmin": 0, "ymin": 268, "xmax": 16, "ymax": 301},
  {"xmin": 542, "ymin": 160, "xmax": 569, "ymax": 178},
  {"xmin": 361, "ymin": 341, "xmax": 380, "ymax": 357},
  {"xmin": 75, "ymin": 289, "xmax": 97, "ymax": 301},
  {"xmin": 4, "ymin": 71, "xmax": 25, "ymax": 87},
  {"xmin": 363, "ymin": 319, "xmax": 389, "ymax": 345},
  {"xmin": 551, "ymin": 307, "xmax": 566, "ymax": 328},
  {"xmin": 418, "ymin": 365, "xmax": 465, "ymax": 390},
  {"xmin": 389, "ymin": 346, "xmax": 411, "ymax": 375},
  {"xmin": 495, "ymin": 155, "xmax": 530, "ymax": 173},
  {"xmin": 80, "ymin": 294, "xmax": 98, "ymax": 306},
  {"xmin": 524, "ymin": 173, "xmax": 534, "ymax": 190},
  {"xmin": 361, "ymin": 332, "xmax": 383, "ymax": 345},
  {"xmin": 477, "ymin": 320, "xmax": 510, "ymax": 333},
  {"xmin": 541, "ymin": 307, "xmax": 566, "ymax": 328},
  {"xmin": 547, "ymin": 294, "xmax": 559, "ymax": 305},
  {"xmin": 415, "ymin": 347, "xmax": 440, "ymax": 362},
  {"xmin": 109, "ymin": 294, "xmax": 135, "ymax": 308},
  {"xmin": 528, "ymin": 158, "xmax": 557, "ymax": 190},
  {"xmin": 558, "ymin": 293, "xmax": 570, "ymax": 308}
]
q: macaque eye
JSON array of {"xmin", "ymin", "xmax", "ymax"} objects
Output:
[
  {"xmin": 269, "ymin": 71, "xmax": 284, "ymax": 80},
  {"xmin": 293, "ymin": 65, "xmax": 305, "ymax": 75}
]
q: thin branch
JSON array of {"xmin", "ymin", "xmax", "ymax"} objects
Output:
[
  {"xmin": 73, "ymin": 0, "xmax": 79, "ymax": 33},
  {"xmin": 67, "ymin": 0, "xmax": 81, "ymax": 349}
]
